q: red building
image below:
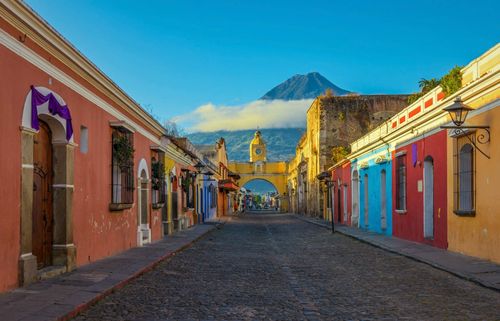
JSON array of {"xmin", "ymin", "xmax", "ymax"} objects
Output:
[
  {"xmin": 392, "ymin": 130, "xmax": 448, "ymax": 249},
  {"xmin": 330, "ymin": 160, "xmax": 352, "ymax": 226}
]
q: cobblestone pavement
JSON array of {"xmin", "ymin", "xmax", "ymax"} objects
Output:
[{"xmin": 73, "ymin": 214, "xmax": 500, "ymax": 321}]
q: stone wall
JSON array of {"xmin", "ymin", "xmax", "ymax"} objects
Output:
[{"xmin": 319, "ymin": 95, "xmax": 409, "ymax": 172}]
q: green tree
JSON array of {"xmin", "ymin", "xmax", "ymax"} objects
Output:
[
  {"xmin": 418, "ymin": 78, "xmax": 441, "ymax": 93},
  {"xmin": 441, "ymin": 66, "xmax": 462, "ymax": 96}
]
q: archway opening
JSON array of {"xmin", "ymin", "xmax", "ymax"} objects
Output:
[
  {"xmin": 20, "ymin": 87, "xmax": 76, "ymax": 286},
  {"xmin": 242, "ymin": 179, "xmax": 279, "ymax": 211}
]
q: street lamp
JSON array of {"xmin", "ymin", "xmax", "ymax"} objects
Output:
[
  {"xmin": 194, "ymin": 161, "xmax": 205, "ymax": 173},
  {"xmin": 441, "ymin": 96, "xmax": 490, "ymax": 159},
  {"xmin": 443, "ymin": 97, "xmax": 474, "ymax": 126}
]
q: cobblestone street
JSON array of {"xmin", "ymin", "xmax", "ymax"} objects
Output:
[{"xmin": 74, "ymin": 213, "xmax": 500, "ymax": 321}]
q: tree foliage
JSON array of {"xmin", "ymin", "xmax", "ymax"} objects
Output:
[
  {"xmin": 440, "ymin": 66, "xmax": 462, "ymax": 96},
  {"xmin": 331, "ymin": 145, "xmax": 350, "ymax": 163},
  {"xmin": 164, "ymin": 120, "xmax": 185, "ymax": 137}
]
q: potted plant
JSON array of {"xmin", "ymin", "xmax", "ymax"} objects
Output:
[{"xmin": 151, "ymin": 161, "xmax": 165, "ymax": 190}]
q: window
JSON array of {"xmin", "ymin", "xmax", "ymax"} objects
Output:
[
  {"xmin": 210, "ymin": 184, "xmax": 217, "ymax": 208},
  {"xmin": 80, "ymin": 126, "xmax": 88, "ymax": 154},
  {"xmin": 187, "ymin": 180, "xmax": 194, "ymax": 209},
  {"xmin": 395, "ymin": 154, "xmax": 407, "ymax": 211},
  {"xmin": 171, "ymin": 177, "xmax": 178, "ymax": 220},
  {"xmin": 111, "ymin": 127, "xmax": 134, "ymax": 206},
  {"xmin": 456, "ymin": 143, "xmax": 475, "ymax": 214},
  {"xmin": 151, "ymin": 152, "xmax": 166, "ymax": 206},
  {"xmin": 182, "ymin": 171, "xmax": 195, "ymax": 209}
]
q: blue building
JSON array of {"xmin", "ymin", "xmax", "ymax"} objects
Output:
[
  {"xmin": 198, "ymin": 169, "xmax": 218, "ymax": 222},
  {"xmin": 355, "ymin": 146, "xmax": 393, "ymax": 235}
]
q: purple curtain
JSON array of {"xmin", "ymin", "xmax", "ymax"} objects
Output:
[{"xmin": 30, "ymin": 86, "xmax": 73, "ymax": 140}]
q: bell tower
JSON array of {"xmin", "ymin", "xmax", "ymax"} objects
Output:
[{"xmin": 249, "ymin": 130, "xmax": 267, "ymax": 162}]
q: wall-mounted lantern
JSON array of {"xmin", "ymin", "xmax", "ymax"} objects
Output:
[
  {"xmin": 441, "ymin": 97, "xmax": 490, "ymax": 159},
  {"xmin": 194, "ymin": 161, "xmax": 205, "ymax": 173}
]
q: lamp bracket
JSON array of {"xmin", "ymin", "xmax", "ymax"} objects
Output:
[{"xmin": 441, "ymin": 125, "xmax": 490, "ymax": 159}]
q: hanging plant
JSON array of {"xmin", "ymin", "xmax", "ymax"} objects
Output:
[
  {"xmin": 113, "ymin": 134, "xmax": 134, "ymax": 169},
  {"xmin": 151, "ymin": 161, "xmax": 165, "ymax": 190}
]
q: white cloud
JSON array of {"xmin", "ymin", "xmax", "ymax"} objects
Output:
[{"xmin": 174, "ymin": 99, "xmax": 313, "ymax": 132}]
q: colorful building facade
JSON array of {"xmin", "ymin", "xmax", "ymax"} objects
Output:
[
  {"xmin": 0, "ymin": 1, "xmax": 240, "ymax": 293},
  {"xmin": 288, "ymin": 95, "xmax": 409, "ymax": 219},
  {"xmin": 0, "ymin": 1, "xmax": 168, "ymax": 291},
  {"xmin": 356, "ymin": 146, "xmax": 393, "ymax": 235},
  {"xmin": 330, "ymin": 160, "xmax": 351, "ymax": 225},
  {"xmin": 446, "ymin": 44, "xmax": 500, "ymax": 263},
  {"xmin": 330, "ymin": 43, "xmax": 499, "ymax": 261}
]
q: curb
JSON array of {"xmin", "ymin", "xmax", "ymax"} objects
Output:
[
  {"xmin": 58, "ymin": 223, "xmax": 224, "ymax": 321},
  {"xmin": 293, "ymin": 214, "xmax": 500, "ymax": 293}
]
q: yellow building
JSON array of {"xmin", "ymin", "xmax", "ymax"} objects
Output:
[
  {"xmin": 446, "ymin": 44, "xmax": 500, "ymax": 263},
  {"xmin": 228, "ymin": 131, "xmax": 289, "ymax": 211}
]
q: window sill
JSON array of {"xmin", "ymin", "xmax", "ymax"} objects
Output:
[
  {"xmin": 454, "ymin": 210, "xmax": 476, "ymax": 217},
  {"xmin": 109, "ymin": 203, "xmax": 133, "ymax": 211},
  {"xmin": 395, "ymin": 209, "xmax": 407, "ymax": 214},
  {"xmin": 152, "ymin": 203, "xmax": 165, "ymax": 209}
]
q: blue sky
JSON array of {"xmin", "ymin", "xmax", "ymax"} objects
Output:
[{"xmin": 26, "ymin": 0, "xmax": 499, "ymax": 130}]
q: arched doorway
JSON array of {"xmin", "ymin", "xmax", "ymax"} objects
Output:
[
  {"xmin": 242, "ymin": 179, "xmax": 279, "ymax": 211},
  {"xmin": 351, "ymin": 170, "xmax": 359, "ymax": 227},
  {"xmin": 423, "ymin": 156, "xmax": 434, "ymax": 238},
  {"xmin": 20, "ymin": 86, "xmax": 76, "ymax": 285},
  {"xmin": 137, "ymin": 159, "xmax": 151, "ymax": 246},
  {"xmin": 380, "ymin": 169, "xmax": 387, "ymax": 230}
]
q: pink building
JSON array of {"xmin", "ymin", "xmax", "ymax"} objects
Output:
[{"xmin": 0, "ymin": 2, "xmax": 168, "ymax": 292}]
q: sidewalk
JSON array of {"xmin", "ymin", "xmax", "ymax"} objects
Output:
[
  {"xmin": 0, "ymin": 222, "xmax": 224, "ymax": 321},
  {"xmin": 295, "ymin": 214, "xmax": 500, "ymax": 292}
]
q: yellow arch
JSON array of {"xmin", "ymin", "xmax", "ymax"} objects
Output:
[{"xmin": 228, "ymin": 161, "xmax": 289, "ymax": 211}]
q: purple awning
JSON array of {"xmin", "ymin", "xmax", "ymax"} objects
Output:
[{"xmin": 31, "ymin": 86, "xmax": 73, "ymax": 140}]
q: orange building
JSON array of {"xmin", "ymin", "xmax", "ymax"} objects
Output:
[{"xmin": 445, "ymin": 44, "xmax": 500, "ymax": 263}]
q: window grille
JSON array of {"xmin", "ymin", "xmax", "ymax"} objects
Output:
[
  {"xmin": 171, "ymin": 176, "xmax": 178, "ymax": 219},
  {"xmin": 151, "ymin": 152, "xmax": 166, "ymax": 205},
  {"xmin": 210, "ymin": 185, "xmax": 217, "ymax": 209},
  {"xmin": 395, "ymin": 155, "xmax": 407, "ymax": 211},
  {"xmin": 111, "ymin": 128, "xmax": 134, "ymax": 204},
  {"xmin": 454, "ymin": 135, "xmax": 476, "ymax": 215}
]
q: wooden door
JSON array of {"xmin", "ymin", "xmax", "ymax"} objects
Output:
[{"xmin": 32, "ymin": 121, "xmax": 53, "ymax": 269}]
